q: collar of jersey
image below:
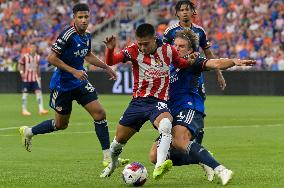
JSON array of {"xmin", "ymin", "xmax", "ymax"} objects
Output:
[{"xmin": 178, "ymin": 22, "xmax": 193, "ymax": 30}]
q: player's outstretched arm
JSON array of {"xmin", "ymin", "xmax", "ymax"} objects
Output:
[
  {"xmin": 47, "ymin": 52, "xmax": 88, "ymax": 81},
  {"xmin": 205, "ymin": 58, "xmax": 256, "ymax": 70},
  {"xmin": 204, "ymin": 46, "xmax": 226, "ymax": 90},
  {"xmin": 85, "ymin": 52, "xmax": 117, "ymax": 80}
]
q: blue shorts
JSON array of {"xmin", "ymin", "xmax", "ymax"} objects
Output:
[
  {"xmin": 49, "ymin": 82, "xmax": 98, "ymax": 115},
  {"xmin": 22, "ymin": 81, "xmax": 40, "ymax": 93},
  {"xmin": 119, "ymin": 97, "xmax": 170, "ymax": 132},
  {"xmin": 173, "ymin": 108, "xmax": 204, "ymax": 139}
]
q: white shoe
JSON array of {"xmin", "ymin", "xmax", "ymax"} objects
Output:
[
  {"xmin": 19, "ymin": 126, "xmax": 33, "ymax": 152},
  {"xmin": 216, "ymin": 168, "xmax": 233, "ymax": 185},
  {"xmin": 100, "ymin": 161, "xmax": 118, "ymax": 178},
  {"xmin": 200, "ymin": 163, "xmax": 214, "ymax": 181}
]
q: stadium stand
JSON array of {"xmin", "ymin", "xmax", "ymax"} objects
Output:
[
  {"xmin": 155, "ymin": 0, "xmax": 284, "ymax": 70},
  {"xmin": 0, "ymin": 0, "xmax": 283, "ymax": 71}
]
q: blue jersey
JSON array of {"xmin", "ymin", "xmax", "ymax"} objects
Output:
[
  {"xmin": 50, "ymin": 25, "xmax": 91, "ymax": 91},
  {"xmin": 163, "ymin": 23, "xmax": 209, "ymax": 114},
  {"xmin": 169, "ymin": 56, "xmax": 207, "ymax": 116},
  {"xmin": 163, "ymin": 22, "xmax": 211, "ymax": 50}
]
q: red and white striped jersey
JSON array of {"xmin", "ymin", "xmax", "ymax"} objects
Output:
[
  {"xmin": 20, "ymin": 53, "xmax": 40, "ymax": 82},
  {"xmin": 106, "ymin": 40, "xmax": 189, "ymax": 101}
]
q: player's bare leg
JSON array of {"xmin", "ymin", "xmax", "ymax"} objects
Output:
[
  {"xmin": 100, "ymin": 124, "xmax": 136, "ymax": 178},
  {"xmin": 19, "ymin": 112, "xmax": 70, "ymax": 152},
  {"xmin": 152, "ymin": 112, "xmax": 173, "ymax": 180}
]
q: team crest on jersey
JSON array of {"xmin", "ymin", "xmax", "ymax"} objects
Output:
[{"xmin": 154, "ymin": 57, "xmax": 163, "ymax": 68}]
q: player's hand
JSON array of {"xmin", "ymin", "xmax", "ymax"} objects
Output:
[
  {"xmin": 106, "ymin": 66, "xmax": 117, "ymax": 80},
  {"xmin": 216, "ymin": 71, "xmax": 226, "ymax": 90},
  {"xmin": 72, "ymin": 70, "xmax": 88, "ymax": 81},
  {"xmin": 186, "ymin": 52, "xmax": 199, "ymax": 65},
  {"xmin": 103, "ymin": 36, "xmax": 116, "ymax": 50},
  {"xmin": 188, "ymin": 52, "xmax": 199, "ymax": 60},
  {"xmin": 233, "ymin": 59, "xmax": 256, "ymax": 66}
]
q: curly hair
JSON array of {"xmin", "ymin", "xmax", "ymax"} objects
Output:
[{"xmin": 175, "ymin": 0, "xmax": 196, "ymax": 15}]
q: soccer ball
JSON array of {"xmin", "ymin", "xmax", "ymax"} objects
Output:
[{"xmin": 122, "ymin": 162, "xmax": 148, "ymax": 186}]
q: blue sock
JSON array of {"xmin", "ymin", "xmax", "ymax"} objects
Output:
[
  {"xmin": 194, "ymin": 129, "xmax": 204, "ymax": 144},
  {"xmin": 169, "ymin": 148, "xmax": 199, "ymax": 166},
  {"xmin": 31, "ymin": 119, "xmax": 56, "ymax": 135},
  {"xmin": 94, "ymin": 119, "xmax": 110, "ymax": 150},
  {"xmin": 186, "ymin": 141, "xmax": 220, "ymax": 169}
]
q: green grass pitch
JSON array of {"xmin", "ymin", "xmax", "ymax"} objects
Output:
[{"xmin": 0, "ymin": 94, "xmax": 284, "ymax": 187}]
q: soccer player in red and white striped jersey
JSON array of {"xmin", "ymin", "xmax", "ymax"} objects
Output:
[
  {"xmin": 100, "ymin": 23, "xmax": 194, "ymax": 180},
  {"xmin": 18, "ymin": 44, "xmax": 48, "ymax": 116}
]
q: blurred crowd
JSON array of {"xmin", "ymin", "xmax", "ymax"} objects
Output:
[
  {"xmin": 156, "ymin": 0, "xmax": 284, "ymax": 70},
  {"xmin": 0, "ymin": 0, "xmax": 148, "ymax": 71},
  {"xmin": 0, "ymin": 0, "xmax": 283, "ymax": 71}
]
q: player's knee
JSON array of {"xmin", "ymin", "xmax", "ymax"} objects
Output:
[
  {"xmin": 172, "ymin": 137, "xmax": 187, "ymax": 151},
  {"xmin": 94, "ymin": 109, "xmax": 106, "ymax": 120},
  {"xmin": 158, "ymin": 118, "xmax": 172, "ymax": 134}
]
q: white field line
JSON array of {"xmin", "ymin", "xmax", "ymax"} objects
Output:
[{"xmin": 0, "ymin": 123, "xmax": 284, "ymax": 137}]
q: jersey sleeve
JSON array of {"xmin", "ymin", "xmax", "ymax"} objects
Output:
[
  {"xmin": 106, "ymin": 44, "xmax": 136, "ymax": 66},
  {"xmin": 51, "ymin": 30, "xmax": 72, "ymax": 55},
  {"xmin": 163, "ymin": 30, "xmax": 173, "ymax": 44},
  {"xmin": 187, "ymin": 56, "xmax": 208, "ymax": 72},
  {"xmin": 87, "ymin": 38, "xmax": 92, "ymax": 54},
  {"xmin": 199, "ymin": 28, "xmax": 211, "ymax": 50},
  {"xmin": 121, "ymin": 44, "xmax": 137, "ymax": 63}
]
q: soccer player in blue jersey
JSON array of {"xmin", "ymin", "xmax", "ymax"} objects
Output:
[
  {"xmin": 149, "ymin": 29, "xmax": 255, "ymax": 185},
  {"xmin": 18, "ymin": 3, "xmax": 128, "ymax": 166},
  {"xmin": 163, "ymin": 0, "xmax": 227, "ymax": 143}
]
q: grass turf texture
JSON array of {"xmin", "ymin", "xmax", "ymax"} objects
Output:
[{"xmin": 0, "ymin": 94, "xmax": 284, "ymax": 187}]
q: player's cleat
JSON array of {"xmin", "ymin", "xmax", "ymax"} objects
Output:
[
  {"xmin": 19, "ymin": 126, "xmax": 32, "ymax": 152},
  {"xmin": 39, "ymin": 109, "xmax": 48, "ymax": 115},
  {"xmin": 118, "ymin": 158, "xmax": 130, "ymax": 166},
  {"xmin": 200, "ymin": 163, "xmax": 214, "ymax": 181},
  {"xmin": 216, "ymin": 168, "xmax": 233, "ymax": 185},
  {"xmin": 22, "ymin": 110, "xmax": 31, "ymax": 116},
  {"xmin": 153, "ymin": 159, "xmax": 173, "ymax": 180},
  {"xmin": 103, "ymin": 158, "xmax": 130, "ymax": 167},
  {"xmin": 102, "ymin": 159, "xmax": 111, "ymax": 167},
  {"xmin": 100, "ymin": 161, "xmax": 119, "ymax": 178}
]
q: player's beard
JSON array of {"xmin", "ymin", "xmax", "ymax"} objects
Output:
[{"xmin": 78, "ymin": 24, "xmax": 88, "ymax": 33}]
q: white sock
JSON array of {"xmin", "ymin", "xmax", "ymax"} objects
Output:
[
  {"xmin": 155, "ymin": 118, "xmax": 172, "ymax": 168},
  {"xmin": 22, "ymin": 93, "xmax": 28, "ymax": 111},
  {"xmin": 214, "ymin": 165, "xmax": 226, "ymax": 174},
  {"xmin": 25, "ymin": 128, "xmax": 34, "ymax": 137},
  {"xmin": 103, "ymin": 149, "xmax": 111, "ymax": 161},
  {"xmin": 36, "ymin": 91, "xmax": 44, "ymax": 111},
  {"xmin": 110, "ymin": 138, "xmax": 124, "ymax": 167}
]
